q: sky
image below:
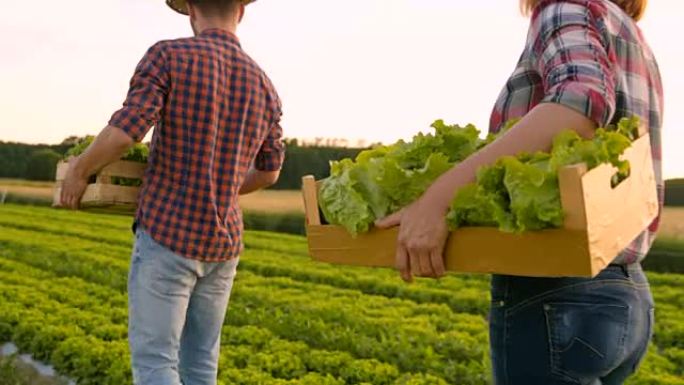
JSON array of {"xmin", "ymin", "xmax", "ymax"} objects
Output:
[{"xmin": 0, "ymin": 0, "xmax": 682, "ymax": 178}]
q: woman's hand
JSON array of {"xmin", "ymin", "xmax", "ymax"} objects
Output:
[{"xmin": 375, "ymin": 194, "xmax": 450, "ymax": 282}]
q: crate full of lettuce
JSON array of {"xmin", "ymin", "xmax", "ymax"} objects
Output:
[
  {"xmin": 301, "ymin": 118, "xmax": 658, "ymax": 277},
  {"xmin": 53, "ymin": 136, "xmax": 149, "ymax": 209}
]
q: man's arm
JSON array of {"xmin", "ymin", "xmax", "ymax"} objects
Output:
[
  {"xmin": 59, "ymin": 43, "xmax": 168, "ymax": 209},
  {"xmin": 239, "ymin": 167, "xmax": 280, "ymax": 195},
  {"xmin": 241, "ymin": 116, "xmax": 286, "ymax": 195},
  {"xmin": 60, "ymin": 125, "xmax": 134, "ymax": 208}
]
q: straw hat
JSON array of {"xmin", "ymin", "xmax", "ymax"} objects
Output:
[{"xmin": 166, "ymin": 0, "xmax": 256, "ymax": 15}]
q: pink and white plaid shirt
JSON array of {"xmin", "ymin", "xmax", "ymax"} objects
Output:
[{"xmin": 489, "ymin": 0, "xmax": 664, "ymax": 264}]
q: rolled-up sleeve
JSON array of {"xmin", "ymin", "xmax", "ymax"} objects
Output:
[
  {"xmin": 109, "ymin": 42, "xmax": 168, "ymax": 142},
  {"xmin": 532, "ymin": 1, "xmax": 617, "ymax": 126},
  {"xmin": 254, "ymin": 114, "xmax": 285, "ymax": 171}
]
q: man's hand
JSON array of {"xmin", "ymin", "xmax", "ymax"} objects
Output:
[
  {"xmin": 375, "ymin": 194, "xmax": 449, "ymax": 283},
  {"xmin": 57, "ymin": 125, "xmax": 134, "ymax": 210},
  {"xmin": 60, "ymin": 158, "xmax": 89, "ymax": 209}
]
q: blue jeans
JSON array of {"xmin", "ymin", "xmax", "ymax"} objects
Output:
[
  {"xmin": 128, "ymin": 229, "xmax": 239, "ymax": 385},
  {"xmin": 489, "ymin": 264, "xmax": 654, "ymax": 385}
]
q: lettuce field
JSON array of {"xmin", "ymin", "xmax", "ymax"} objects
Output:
[{"xmin": 0, "ymin": 204, "xmax": 682, "ymax": 384}]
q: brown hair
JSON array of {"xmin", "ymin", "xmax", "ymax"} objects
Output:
[{"xmin": 520, "ymin": 0, "xmax": 647, "ymax": 20}]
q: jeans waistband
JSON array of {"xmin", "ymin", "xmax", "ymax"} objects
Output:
[{"xmin": 607, "ymin": 262, "xmax": 642, "ymax": 276}]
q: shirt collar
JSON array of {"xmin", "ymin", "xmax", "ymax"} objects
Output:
[{"xmin": 199, "ymin": 28, "xmax": 241, "ymax": 47}]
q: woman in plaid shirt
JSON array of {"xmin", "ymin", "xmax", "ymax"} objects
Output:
[{"xmin": 377, "ymin": 0, "xmax": 662, "ymax": 383}]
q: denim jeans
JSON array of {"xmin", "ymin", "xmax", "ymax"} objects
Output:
[
  {"xmin": 489, "ymin": 264, "xmax": 654, "ymax": 385},
  {"xmin": 128, "ymin": 229, "xmax": 239, "ymax": 385}
]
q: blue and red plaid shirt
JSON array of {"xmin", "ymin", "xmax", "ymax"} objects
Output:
[
  {"xmin": 110, "ymin": 28, "xmax": 285, "ymax": 262},
  {"xmin": 490, "ymin": 0, "xmax": 664, "ymax": 264}
]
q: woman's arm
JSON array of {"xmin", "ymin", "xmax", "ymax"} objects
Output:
[
  {"xmin": 376, "ymin": 104, "xmax": 595, "ymax": 281},
  {"xmin": 420, "ymin": 103, "xmax": 595, "ymax": 215}
]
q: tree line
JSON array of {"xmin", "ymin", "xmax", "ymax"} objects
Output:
[
  {"xmin": 1, "ymin": 139, "xmax": 682, "ymax": 206},
  {"xmin": 0, "ymin": 138, "xmax": 362, "ymax": 190},
  {"xmin": 0, "ymin": 142, "xmax": 71, "ymax": 181}
]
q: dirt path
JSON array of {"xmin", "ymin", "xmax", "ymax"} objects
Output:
[
  {"xmin": 0, "ymin": 185, "xmax": 54, "ymax": 200},
  {"xmin": 660, "ymin": 207, "xmax": 684, "ymax": 240},
  {"xmin": 1, "ymin": 343, "xmax": 72, "ymax": 385}
]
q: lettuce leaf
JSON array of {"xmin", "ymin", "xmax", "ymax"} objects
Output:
[
  {"xmin": 319, "ymin": 120, "xmax": 482, "ymax": 235},
  {"xmin": 319, "ymin": 159, "xmax": 375, "ymax": 236},
  {"xmin": 501, "ymin": 155, "xmax": 563, "ymax": 231}
]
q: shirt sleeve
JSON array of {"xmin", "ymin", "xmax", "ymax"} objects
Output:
[
  {"xmin": 254, "ymin": 113, "xmax": 286, "ymax": 172},
  {"xmin": 532, "ymin": 1, "xmax": 617, "ymax": 126},
  {"xmin": 109, "ymin": 42, "xmax": 168, "ymax": 142}
]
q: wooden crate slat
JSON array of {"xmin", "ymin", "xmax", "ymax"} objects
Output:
[
  {"xmin": 52, "ymin": 184, "xmax": 63, "ymax": 207},
  {"xmin": 307, "ymin": 225, "xmax": 592, "ymax": 277},
  {"xmin": 55, "ymin": 161, "xmax": 70, "ymax": 182},
  {"xmin": 445, "ymin": 228, "xmax": 591, "ymax": 277},
  {"xmin": 56, "ymin": 160, "xmax": 145, "ymax": 182},
  {"xmin": 581, "ymin": 133, "xmax": 658, "ymax": 270},
  {"xmin": 81, "ymin": 184, "xmax": 140, "ymax": 206},
  {"xmin": 53, "ymin": 184, "xmax": 140, "ymax": 207},
  {"xmin": 302, "ymin": 176, "xmax": 321, "ymax": 226},
  {"xmin": 53, "ymin": 159, "xmax": 144, "ymax": 208},
  {"xmin": 98, "ymin": 161, "xmax": 146, "ymax": 179},
  {"xmin": 306, "ymin": 226, "xmax": 399, "ymax": 267}
]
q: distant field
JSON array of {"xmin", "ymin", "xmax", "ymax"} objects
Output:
[
  {"xmin": 0, "ymin": 179, "xmax": 55, "ymax": 202},
  {"xmin": 0, "ymin": 186, "xmax": 54, "ymax": 201},
  {"xmin": 239, "ymin": 190, "xmax": 303, "ymax": 214},
  {"xmin": 661, "ymin": 207, "xmax": 684, "ymax": 240},
  {"xmin": 0, "ymin": 179, "xmax": 55, "ymax": 188},
  {"xmin": 0, "ymin": 179, "xmax": 304, "ymax": 214}
]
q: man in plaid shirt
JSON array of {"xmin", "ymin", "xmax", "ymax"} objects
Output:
[{"xmin": 60, "ymin": 0, "xmax": 284, "ymax": 383}]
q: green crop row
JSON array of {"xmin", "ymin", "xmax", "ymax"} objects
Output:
[
  {"xmin": 0, "ymin": 235, "xmax": 490, "ymax": 383},
  {"xmin": 0, "ymin": 254, "xmax": 424, "ymax": 384},
  {"xmin": 0, "ymin": 209, "xmax": 494, "ymax": 315},
  {"xmin": 0, "ymin": 252, "xmax": 463, "ymax": 384}
]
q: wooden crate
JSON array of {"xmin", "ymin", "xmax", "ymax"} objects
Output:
[
  {"xmin": 301, "ymin": 130, "xmax": 659, "ymax": 278},
  {"xmin": 53, "ymin": 160, "xmax": 146, "ymax": 210}
]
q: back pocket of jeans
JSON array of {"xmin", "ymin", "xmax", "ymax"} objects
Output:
[{"xmin": 544, "ymin": 302, "xmax": 629, "ymax": 382}]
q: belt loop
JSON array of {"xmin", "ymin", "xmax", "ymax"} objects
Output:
[{"xmin": 622, "ymin": 264, "xmax": 630, "ymax": 278}]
